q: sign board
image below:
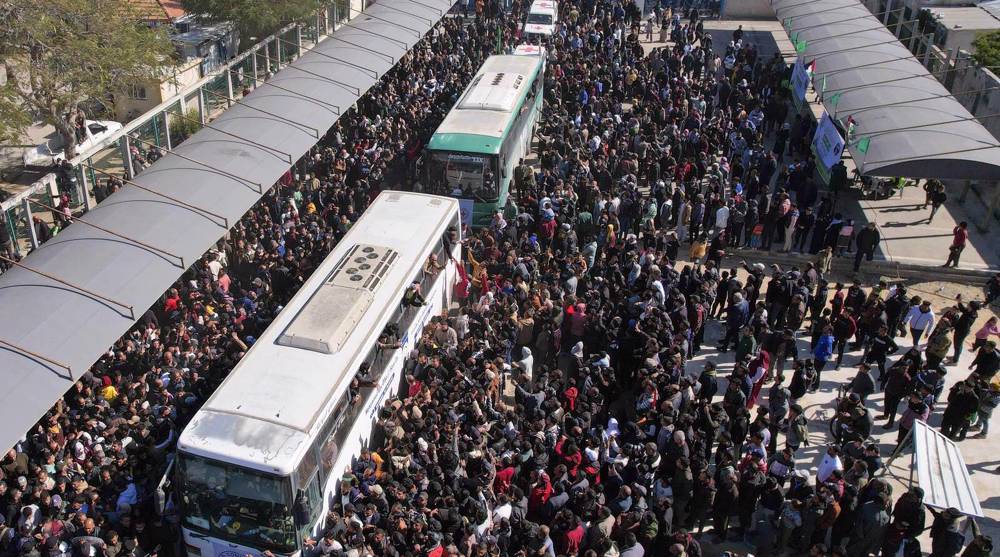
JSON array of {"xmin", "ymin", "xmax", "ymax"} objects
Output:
[
  {"xmin": 458, "ymin": 198, "xmax": 475, "ymax": 227},
  {"xmin": 811, "ymin": 112, "xmax": 845, "ymax": 173},
  {"xmin": 791, "ymin": 57, "xmax": 810, "ymax": 109}
]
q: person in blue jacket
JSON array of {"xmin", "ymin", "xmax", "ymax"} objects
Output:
[{"xmin": 812, "ymin": 325, "xmax": 835, "ymax": 392}]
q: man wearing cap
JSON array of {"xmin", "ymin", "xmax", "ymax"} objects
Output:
[{"xmin": 929, "ymin": 507, "xmax": 965, "ymax": 557}]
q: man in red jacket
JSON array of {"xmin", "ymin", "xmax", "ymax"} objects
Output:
[{"xmin": 943, "ymin": 221, "xmax": 968, "ymax": 268}]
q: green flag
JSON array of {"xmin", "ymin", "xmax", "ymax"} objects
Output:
[
  {"xmin": 829, "ymin": 92, "xmax": 842, "ymax": 106},
  {"xmin": 795, "ymin": 39, "xmax": 808, "ymax": 53},
  {"xmin": 820, "ymin": 75, "xmax": 827, "ymax": 92},
  {"xmin": 790, "ymin": 31, "xmax": 799, "ymax": 43},
  {"xmin": 784, "ymin": 17, "xmax": 793, "ymax": 29},
  {"xmin": 857, "ymin": 137, "xmax": 871, "ymax": 154}
]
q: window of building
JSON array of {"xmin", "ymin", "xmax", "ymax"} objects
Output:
[{"xmin": 128, "ymin": 85, "xmax": 148, "ymax": 100}]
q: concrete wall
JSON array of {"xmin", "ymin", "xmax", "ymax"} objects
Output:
[
  {"xmin": 949, "ymin": 51, "xmax": 1000, "ymax": 142},
  {"xmin": 115, "ymin": 59, "xmax": 203, "ymax": 122},
  {"xmin": 722, "ymin": 0, "xmax": 772, "ymax": 19}
]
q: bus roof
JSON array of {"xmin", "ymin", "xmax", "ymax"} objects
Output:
[
  {"xmin": 428, "ymin": 55, "xmax": 543, "ymax": 155},
  {"xmin": 178, "ymin": 192, "xmax": 458, "ymax": 475}
]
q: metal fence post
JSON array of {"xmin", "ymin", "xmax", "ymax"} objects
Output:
[
  {"xmin": 225, "ymin": 68, "xmax": 234, "ymax": 106},
  {"xmin": 252, "ymin": 47, "xmax": 259, "ymax": 84},
  {"xmin": 197, "ymin": 88, "xmax": 207, "ymax": 124},
  {"xmin": 122, "ymin": 136, "xmax": 136, "ymax": 179},
  {"xmin": 79, "ymin": 164, "xmax": 94, "ymax": 211},
  {"xmin": 23, "ymin": 198, "xmax": 38, "ymax": 249},
  {"xmin": 164, "ymin": 111, "xmax": 173, "ymax": 150},
  {"xmin": 297, "ymin": 25, "xmax": 303, "ymax": 55}
]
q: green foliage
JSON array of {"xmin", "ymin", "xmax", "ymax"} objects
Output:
[
  {"xmin": 181, "ymin": 0, "xmax": 328, "ymax": 40},
  {"xmin": 0, "ymin": 0, "xmax": 175, "ymax": 158},
  {"xmin": 0, "ymin": 84, "xmax": 32, "ymax": 144},
  {"xmin": 169, "ymin": 109, "xmax": 203, "ymax": 144},
  {"xmin": 972, "ymin": 30, "xmax": 1000, "ymax": 69}
]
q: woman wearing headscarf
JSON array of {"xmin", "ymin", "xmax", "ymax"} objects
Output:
[{"xmin": 746, "ymin": 349, "xmax": 771, "ymax": 408}]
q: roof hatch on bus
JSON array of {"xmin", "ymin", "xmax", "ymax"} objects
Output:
[
  {"xmin": 277, "ymin": 244, "xmax": 398, "ymax": 354},
  {"xmin": 459, "ymin": 72, "xmax": 525, "ymax": 112}
]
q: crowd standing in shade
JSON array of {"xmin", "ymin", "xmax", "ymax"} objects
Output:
[{"xmin": 1, "ymin": 3, "xmax": 997, "ymax": 557}]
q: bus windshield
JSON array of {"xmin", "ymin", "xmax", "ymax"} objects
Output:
[
  {"xmin": 526, "ymin": 13, "xmax": 553, "ymax": 25},
  {"xmin": 179, "ymin": 453, "xmax": 297, "ymax": 553},
  {"xmin": 426, "ymin": 151, "xmax": 499, "ymax": 202}
]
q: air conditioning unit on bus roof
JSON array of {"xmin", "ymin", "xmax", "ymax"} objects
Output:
[
  {"xmin": 459, "ymin": 72, "xmax": 525, "ymax": 112},
  {"xmin": 277, "ymin": 244, "xmax": 397, "ymax": 354}
]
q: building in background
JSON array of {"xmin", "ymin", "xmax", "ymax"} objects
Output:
[{"xmin": 114, "ymin": 0, "xmax": 240, "ymax": 121}]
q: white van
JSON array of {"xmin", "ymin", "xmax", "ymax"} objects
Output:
[{"xmin": 523, "ymin": 0, "xmax": 558, "ymax": 40}]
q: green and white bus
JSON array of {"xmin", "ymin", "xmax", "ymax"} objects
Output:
[{"xmin": 422, "ymin": 54, "xmax": 544, "ymax": 227}]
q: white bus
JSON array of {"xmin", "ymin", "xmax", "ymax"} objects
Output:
[{"xmin": 175, "ymin": 192, "xmax": 461, "ymax": 557}]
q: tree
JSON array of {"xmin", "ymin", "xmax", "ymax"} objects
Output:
[
  {"xmin": 0, "ymin": 0, "xmax": 174, "ymax": 159},
  {"xmin": 972, "ymin": 30, "xmax": 1000, "ymax": 69},
  {"xmin": 181, "ymin": 0, "xmax": 328, "ymax": 42}
]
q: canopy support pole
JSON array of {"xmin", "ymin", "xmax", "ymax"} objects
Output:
[
  {"xmin": 170, "ymin": 110, "xmax": 294, "ymax": 164},
  {"xmin": 28, "ymin": 199, "xmax": 186, "ymax": 269},
  {"xmin": 128, "ymin": 135, "xmax": 264, "ymax": 194},
  {"xmin": 81, "ymin": 163, "xmax": 230, "ymax": 229},
  {"xmin": 327, "ymin": 35, "xmax": 395, "ymax": 63},
  {"xmin": 348, "ymin": 7, "xmax": 422, "ymax": 37},
  {"xmin": 274, "ymin": 36, "xmax": 378, "ymax": 77},
  {"xmin": 0, "ymin": 255, "xmax": 135, "ymax": 319},
  {"xmin": 405, "ymin": 0, "xmax": 445, "ymax": 16},
  {"xmin": 0, "ymin": 338, "xmax": 72, "ymax": 377},
  {"xmin": 200, "ymin": 87, "xmax": 321, "ymax": 138},
  {"xmin": 241, "ymin": 71, "xmax": 342, "ymax": 115},
  {"xmin": 264, "ymin": 55, "xmax": 361, "ymax": 95}
]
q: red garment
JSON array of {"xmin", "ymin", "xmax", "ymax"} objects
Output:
[
  {"xmin": 555, "ymin": 438, "xmax": 582, "ymax": 477},
  {"xmin": 494, "ymin": 466, "xmax": 515, "ymax": 495},
  {"xmin": 454, "ymin": 264, "xmax": 470, "ymax": 300},
  {"xmin": 561, "ymin": 524, "xmax": 585, "ymax": 555},
  {"xmin": 746, "ymin": 350, "xmax": 771, "ymax": 408},
  {"xmin": 563, "ymin": 386, "xmax": 579, "ymax": 411},
  {"xmin": 528, "ymin": 475, "xmax": 553, "ymax": 513},
  {"xmin": 952, "ymin": 226, "xmax": 968, "ymax": 247},
  {"xmin": 407, "ymin": 379, "xmax": 424, "ymax": 398}
]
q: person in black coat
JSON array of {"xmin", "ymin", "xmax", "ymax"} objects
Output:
[{"xmin": 853, "ymin": 222, "xmax": 881, "ymax": 272}]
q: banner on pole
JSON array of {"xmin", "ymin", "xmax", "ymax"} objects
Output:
[
  {"xmin": 791, "ymin": 57, "xmax": 810, "ymax": 108},
  {"xmin": 811, "ymin": 112, "xmax": 845, "ymax": 184}
]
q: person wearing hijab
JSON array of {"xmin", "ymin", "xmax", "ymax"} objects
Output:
[{"xmin": 746, "ymin": 350, "xmax": 771, "ymax": 408}]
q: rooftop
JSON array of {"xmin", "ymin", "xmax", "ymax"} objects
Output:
[
  {"xmin": 130, "ymin": 0, "xmax": 186, "ymax": 23},
  {"xmin": 931, "ymin": 5, "xmax": 1000, "ymax": 31}
]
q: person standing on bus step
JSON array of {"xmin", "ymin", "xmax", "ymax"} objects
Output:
[
  {"xmin": 943, "ymin": 221, "xmax": 968, "ymax": 268},
  {"xmin": 403, "ymin": 281, "xmax": 426, "ymax": 308}
]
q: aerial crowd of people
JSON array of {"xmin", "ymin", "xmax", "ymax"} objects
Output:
[{"xmin": 0, "ymin": 2, "xmax": 997, "ymax": 557}]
